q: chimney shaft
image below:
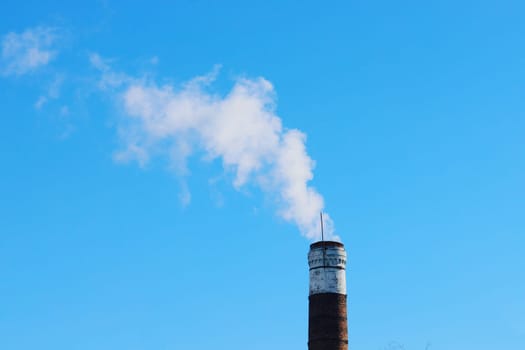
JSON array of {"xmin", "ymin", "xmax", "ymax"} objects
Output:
[{"xmin": 308, "ymin": 241, "xmax": 348, "ymax": 350}]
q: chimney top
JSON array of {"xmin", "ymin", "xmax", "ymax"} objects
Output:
[{"xmin": 310, "ymin": 241, "xmax": 344, "ymax": 249}]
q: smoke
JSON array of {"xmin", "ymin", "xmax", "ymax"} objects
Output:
[{"xmin": 94, "ymin": 57, "xmax": 335, "ymax": 240}]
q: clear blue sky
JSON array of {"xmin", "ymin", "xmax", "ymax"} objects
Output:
[{"xmin": 1, "ymin": 1, "xmax": 524, "ymax": 349}]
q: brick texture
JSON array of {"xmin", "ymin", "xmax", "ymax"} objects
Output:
[{"xmin": 308, "ymin": 293, "xmax": 348, "ymax": 350}]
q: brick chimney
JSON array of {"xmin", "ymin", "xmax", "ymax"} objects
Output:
[{"xmin": 308, "ymin": 241, "xmax": 348, "ymax": 350}]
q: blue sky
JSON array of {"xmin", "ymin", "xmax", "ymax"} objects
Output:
[{"xmin": 1, "ymin": 1, "xmax": 524, "ymax": 349}]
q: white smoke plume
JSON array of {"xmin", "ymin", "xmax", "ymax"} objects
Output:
[{"xmin": 93, "ymin": 57, "xmax": 335, "ymax": 240}]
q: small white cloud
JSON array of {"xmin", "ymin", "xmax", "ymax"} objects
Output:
[
  {"xmin": 150, "ymin": 56, "xmax": 159, "ymax": 65},
  {"xmin": 113, "ymin": 142, "xmax": 149, "ymax": 167},
  {"xmin": 33, "ymin": 74, "xmax": 64, "ymax": 110},
  {"xmin": 1, "ymin": 26, "xmax": 58, "ymax": 76},
  {"xmin": 89, "ymin": 52, "xmax": 130, "ymax": 89},
  {"xmin": 47, "ymin": 74, "xmax": 63, "ymax": 98},
  {"xmin": 89, "ymin": 52, "xmax": 109, "ymax": 71},
  {"xmin": 34, "ymin": 96, "xmax": 47, "ymax": 109}
]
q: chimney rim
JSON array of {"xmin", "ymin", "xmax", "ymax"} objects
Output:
[{"xmin": 310, "ymin": 241, "xmax": 344, "ymax": 249}]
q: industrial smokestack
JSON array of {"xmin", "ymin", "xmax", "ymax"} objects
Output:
[{"xmin": 308, "ymin": 241, "xmax": 348, "ymax": 350}]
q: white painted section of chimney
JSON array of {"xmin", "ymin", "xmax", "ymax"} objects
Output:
[{"xmin": 308, "ymin": 244, "xmax": 347, "ymax": 295}]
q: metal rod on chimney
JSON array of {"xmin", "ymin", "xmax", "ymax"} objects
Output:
[{"xmin": 320, "ymin": 212, "xmax": 324, "ymax": 242}]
